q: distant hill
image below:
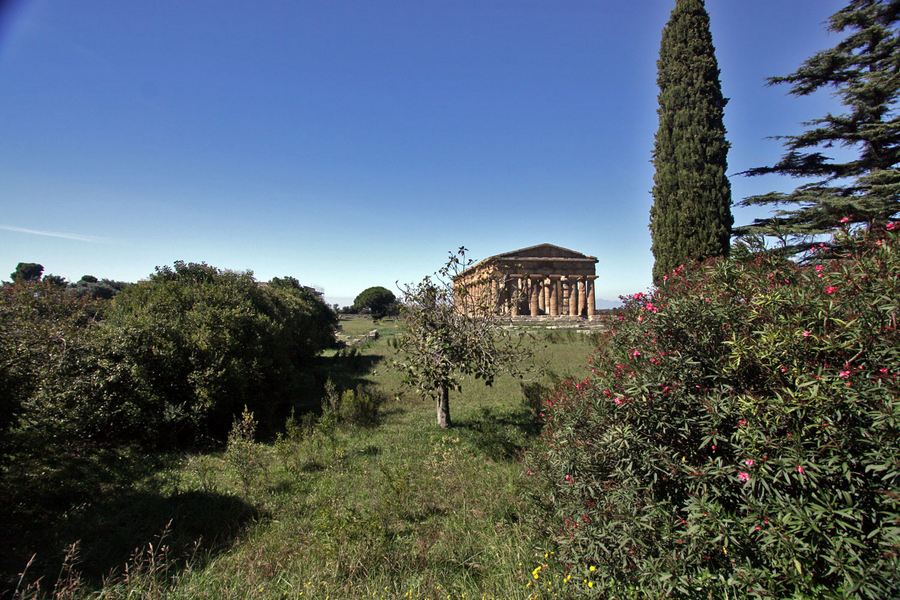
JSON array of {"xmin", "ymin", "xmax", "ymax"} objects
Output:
[{"xmin": 596, "ymin": 298, "xmax": 622, "ymax": 310}]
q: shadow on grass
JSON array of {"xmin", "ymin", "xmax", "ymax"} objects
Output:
[
  {"xmin": 293, "ymin": 353, "xmax": 385, "ymax": 418},
  {"xmin": 454, "ymin": 405, "xmax": 542, "ymax": 461},
  {"xmin": 0, "ymin": 444, "xmax": 258, "ymax": 594},
  {"xmin": 315, "ymin": 352, "xmax": 384, "ymax": 391}
]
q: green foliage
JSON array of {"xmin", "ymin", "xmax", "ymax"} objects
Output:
[
  {"xmin": 0, "ymin": 281, "xmax": 104, "ymax": 438},
  {"xmin": 318, "ymin": 378, "xmax": 386, "ymax": 429},
  {"xmin": 528, "ymin": 227, "xmax": 899, "ymax": 598},
  {"xmin": 737, "ymin": 0, "xmax": 899, "ymax": 254},
  {"xmin": 4, "ymin": 261, "xmax": 336, "ymax": 449},
  {"xmin": 90, "ymin": 262, "xmax": 337, "ymax": 442},
  {"xmin": 41, "ymin": 274, "xmax": 67, "ymax": 287},
  {"xmin": 650, "ymin": 0, "xmax": 733, "ymax": 284},
  {"xmin": 10, "ymin": 262, "xmax": 44, "ymax": 283},
  {"xmin": 225, "ymin": 406, "xmax": 262, "ymax": 495},
  {"xmin": 394, "ymin": 248, "xmax": 529, "ymax": 428},
  {"xmin": 70, "ymin": 277, "xmax": 129, "ymax": 300},
  {"xmin": 352, "ymin": 286, "xmax": 397, "ymax": 319}
]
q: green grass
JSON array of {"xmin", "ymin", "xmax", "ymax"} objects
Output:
[{"xmin": 9, "ymin": 317, "xmax": 597, "ymax": 599}]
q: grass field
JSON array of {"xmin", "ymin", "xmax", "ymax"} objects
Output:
[{"xmin": 10, "ymin": 316, "xmax": 598, "ymax": 599}]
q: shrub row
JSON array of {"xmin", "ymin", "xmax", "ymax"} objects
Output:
[{"xmin": 527, "ymin": 229, "xmax": 899, "ymax": 598}]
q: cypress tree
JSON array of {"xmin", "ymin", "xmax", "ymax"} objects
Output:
[
  {"xmin": 650, "ymin": 0, "xmax": 733, "ymax": 284},
  {"xmin": 736, "ymin": 0, "xmax": 899, "ymax": 255}
]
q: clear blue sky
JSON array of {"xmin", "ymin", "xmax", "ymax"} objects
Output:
[{"xmin": 0, "ymin": 0, "xmax": 846, "ymax": 305}]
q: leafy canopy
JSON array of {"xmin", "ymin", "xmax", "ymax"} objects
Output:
[
  {"xmin": 393, "ymin": 248, "xmax": 528, "ymax": 428},
  {"xmin": 737, "ymin": 0, "xmax": 899, "ymax": 255},
  {"xmin": 353, "ymin": 286, "xmax": 397, "ymax": 319}
]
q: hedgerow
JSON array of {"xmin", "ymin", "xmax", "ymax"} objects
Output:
[{"xmin": 527, "ymin": 227, "xmax": 899, "ymax": 598}]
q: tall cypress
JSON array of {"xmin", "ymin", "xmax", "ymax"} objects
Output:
[
  {"xmin": 650, "ymin": 0, "xmax": 733, "ymax": 284},
  {"xmin": 736, "ymin": 0, "xmax": 899, "ymax": 255}
]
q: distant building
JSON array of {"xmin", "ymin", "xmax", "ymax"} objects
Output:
[{"xmin": 453, "ymin": 244, "xmax": 599, "ymax": 317}]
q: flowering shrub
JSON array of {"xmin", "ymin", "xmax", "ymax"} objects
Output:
[{"xmin": 527, "ymin": 229, "xmax": 898, "ymax": 598}]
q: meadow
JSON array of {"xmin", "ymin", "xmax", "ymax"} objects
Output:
[{"xmin": 9, "ymin": 316, "xmax": 599, "ymax": 599}]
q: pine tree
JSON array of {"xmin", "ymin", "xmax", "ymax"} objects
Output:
[
  {"xmin": 736, "ymin": 0, "xmax": 899, "ymax": 255},
  {"xmin": 650, "ymin": 0, "xmax": 733, "ymax": 284}
]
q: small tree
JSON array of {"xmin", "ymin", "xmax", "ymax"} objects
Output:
[
  {"xmin": 10, "ymin": 262, "xmax": 44, "ymax": 283},
  {"xmin": 394, "ymin": 248, "xmax": 528, "ymax": 428},
  {"xmin": 353, "ymin": 286, "xmax": 397, "ymax": 319}
]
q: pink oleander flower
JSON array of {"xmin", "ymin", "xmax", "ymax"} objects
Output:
[
  {"xmin": 744, "ymin": 459, "xmax": 755, "ymax": 467},
  {"xmin": 840, "ymin": 216, "xmax": 851, "ymax": 224},
  {"xmin": 631, "ymin": 349, "xmax": 641, "ymax": 358},
  {"xmin": 738, "ymin": 472, "xmax": 750, "ymax": 483},
  {"xmin": 839, "ymin": 370, "xmax": 851, "ymax": 379},
  {"xmin": 613, "ymin": 397, "xmax": 623, "ymax": 406},
  {"xmin": 887, "ymin": 222, "xmax": 896, "ymax": 231},
  {"xmin": 738, "ymin": 418, "xmax": 747, "ymax": 427},
  {"xmin": 644, "ymin": 302, "xmax": 659, "ymax": 313},
  {"xmin": 802, "ymin": 330, "xmax": 811, "ymax": 337},
  {"xmin": 796, "ymin": 465, "xmax": 805, "ymax": 474},
  {"xmin": 565, "ymin": 474, "xmax": 573, "ymax": 483},
  {"xmin": 825, "ymin": 285, "xmax": 838, "ymax": 295}
]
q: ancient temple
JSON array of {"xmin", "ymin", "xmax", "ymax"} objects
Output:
[{"xmin": 453, "ymin": 244, "xmax": 599, "ymax": 317}]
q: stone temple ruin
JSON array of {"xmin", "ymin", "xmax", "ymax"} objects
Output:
[{"xmin": 453, "ymin": 244, "xmax": 599, "ymax": 318}]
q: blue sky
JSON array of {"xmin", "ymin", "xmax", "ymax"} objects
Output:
[{"xmin": 0, "ymin": 0, "xmax": 846, "ymax": 305}]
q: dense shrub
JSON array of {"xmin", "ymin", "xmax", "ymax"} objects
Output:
[
  {"xmin": 527, "ymin": 228, "xmax": 898, "ymax": 598},
  {"xmin": 0, "ymin": 281, "xmax": 104, "ymax": 438},
  {"xmin": 5, "ymin": 262, "xmax": 337, "ymax": 448}
]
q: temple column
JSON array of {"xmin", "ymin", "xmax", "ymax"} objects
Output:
[
  {"xmin": 569, "ymin": 277, "xmax": 579, "ymax": 316},
  {"xmin": 537, "ymin": 278, "xmax": 545, "ymax": 313},
  {"xmin": 577, "ymin": 277, "xmax": 586, "ymax": 317},
  {"xmin": 509, "ymin": 276, "xmax": 520, "ymax": 316},
  {"xmin": 561, "ymin": 277, "xmax": 570, "ymax": 316},
  {"xmin": 490, "ymin": 278, "xmax": 499, "ymax": 313},
  {"xmin": 548, "ymin": 276, "xmax": 560, "ymax": 316},
  {"xmin": 543, "ymin": 278, "xmax": 551, "ymax": 314},
  {"xmin": 529, "ymin": 276, "xmax": 541, "ymax": 316},
  {"xmin": 587, "ymin": 275, "xmax": 598, "ymax": 317}
]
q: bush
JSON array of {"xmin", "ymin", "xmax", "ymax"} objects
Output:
[
  {"xmin": 0, "ymin": 281, "xmax": 104, "ymax": 439},
  {"xmin": 320, "ymin": 379, "xmax": 385, "ymax": 427},
  {"xmin": 6, "ymin": 262, "xmax": 337, "ymax": 449},
  {"xmin": 91, "ymin": 262, "xmax": 337, "ymax": 443},
  {"xmin": 527, "ymin": 228, "xmax": 899, "ymax": 598},
  {"xmin": 226, "ymin": 406, "xmax": 263, "ymax": 494}
]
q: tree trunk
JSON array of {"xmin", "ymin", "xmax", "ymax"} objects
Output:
[{"xmin": 436, "ymin": 386, "xmax": 451, "ymax": 428}]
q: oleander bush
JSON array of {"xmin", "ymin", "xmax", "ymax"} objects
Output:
[{"xmin": 527, "ymin": 227, "xmax": 899, "ymax": 598}]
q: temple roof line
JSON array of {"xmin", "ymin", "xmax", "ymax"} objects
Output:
[{"xmin": 457, "ymin": 243, "xmax": 598, "ymax": 278}]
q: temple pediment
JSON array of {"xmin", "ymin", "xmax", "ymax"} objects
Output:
[{"xmin": 495, "ymin": 243, "xmax": 596, "ymax": 261}]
